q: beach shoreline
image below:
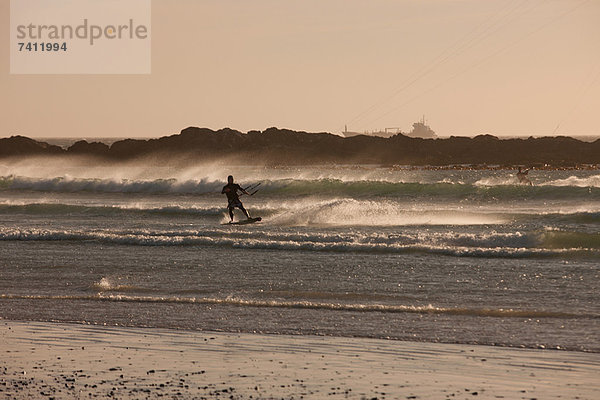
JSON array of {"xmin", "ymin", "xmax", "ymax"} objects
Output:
[{"xmin": 1, "ymin": 319, "xmax": 599, "ymax": 399}]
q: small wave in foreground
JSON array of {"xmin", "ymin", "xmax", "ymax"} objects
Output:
[
  {"xmin": 1, "ymin": 294, "xmax": 595, "ymax": 319},
  {"xmin": 1, "ymin": 227, "xmax": 598, "ymax": 258}
]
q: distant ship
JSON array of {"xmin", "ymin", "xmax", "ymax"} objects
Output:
[
  {"xmin": 405, "ymin": 116, "xmax": 437, "ymax": 139},
  {"xmin": 343, "ymin": 116, "xmax": 437, "ymax": 139}
]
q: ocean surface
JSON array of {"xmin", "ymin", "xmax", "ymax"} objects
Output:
[{"xmin": 1, "ymin": 159, "xmax": 598, "ymax": 352}]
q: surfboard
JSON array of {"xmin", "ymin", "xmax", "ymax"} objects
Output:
[{"xmin": 222, "ymin": 217, "xmax": 262, "ymax": 225}]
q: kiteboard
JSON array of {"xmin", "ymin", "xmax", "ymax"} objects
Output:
[{"xmin": 222, "ymin": 217, "xmax": 262, "ymax": 225}]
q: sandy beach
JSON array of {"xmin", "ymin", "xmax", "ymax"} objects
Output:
[{"xmin": 1, "ymin": 320, "xmax": 598, "ymax": 399}]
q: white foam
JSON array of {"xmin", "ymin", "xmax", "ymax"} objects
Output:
[
  {"xmin": 0, "ymin": 293, "xmax": 588, "ymax": 319},
  {"xmin": 96, "ymin": 277, "xmax": 112, "ymax": 290},
  {"xmin": 267, "ymin": 198, "xmax": 505, "ymax": 226},
  {"xmin": 3, "ymin": 176, "xmax": 223, "ymax": 194},
  {"xmin": 474, "ymin": 176, "xmax": 519, "ymax": 186},
  {"xmin": 0, "ymin": 227, "xmax": 594, "ymax": 258},
  {"xmin": 544, "ymin": 175, "xmax": 600, "ymax": 188}
]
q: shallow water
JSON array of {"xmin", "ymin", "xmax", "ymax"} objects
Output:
[{"xmin": 1, "ymin": 162, "xmax": 598, "ymax": 351}]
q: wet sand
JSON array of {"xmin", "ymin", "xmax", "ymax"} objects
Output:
[{"xmin": 1, "ymin": 320, "xmax": 599, "ymax": 399}]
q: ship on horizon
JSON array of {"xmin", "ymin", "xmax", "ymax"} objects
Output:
[{"xmin": 343, "ymin": 116, "xmax": 437, "ymax": 139}]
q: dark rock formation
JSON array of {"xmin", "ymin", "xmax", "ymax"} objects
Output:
[
  {"xmin": 67, "ymin": 140, "xmax": 110, "ymax": 156},
  {"xmin": 1, "ymin": 128, "xmax": 598, "ymax": 167},
  {"xmin": 0, "ymin": 136, "xmax": 63, "ymax": 157}
]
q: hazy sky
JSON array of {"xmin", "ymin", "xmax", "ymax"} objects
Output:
[{"xmin": 1, "ymin": 0, "xmax": 599, "ymax": 138}]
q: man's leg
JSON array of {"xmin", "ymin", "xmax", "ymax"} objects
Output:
[
  {"xmin": 238, "ymin": 204, "xmax": 250, "ymax": 219},
  {"xmin": 228, "ymin": 206, "xmax": 234, "ymax": 221}
]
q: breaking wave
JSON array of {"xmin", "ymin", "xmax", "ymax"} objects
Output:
[
  {"xmin": 0, "ymin": 202, "xmax": 226, "ymax": 217},
  {"xmin": 1, "ymin": 293, "xmax": 596, "ymax": 319},
  {"xmin": 1, "ymin": 175, "xmax": 599, "ymax": 199},
  {"xmin": 2, "ymin": 199, "xmax": 600, "ymax": 227},
  {"xmin": 0, "ymin": 227, "xmax": 597, "ymax": 258},
  {"xmin": 545, "ymin": 175, "xmax": 600, "ymax": 187},
  {"xmin": 0, "ymin": 176, "xmax": 223, "ymax": 194}
]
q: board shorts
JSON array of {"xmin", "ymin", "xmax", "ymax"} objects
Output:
[{"xmin": 228, "ymin": 200, "xmax": 244, "ymax": 209}]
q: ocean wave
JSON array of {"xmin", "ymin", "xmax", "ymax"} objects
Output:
[
  {"xmin": 2, "ymin": 199, "xmax": 599, "ymax": 231},
  {"xmin": 0, "ymin": 198, "xmax": 505, "ymax": 225},
  {"xmin": 1, "ymin": 227, "xmax": 597, "ymax": 258},
  {"xmin": 1, "ymin": 175, "xmax": 599, "ymax": 199},
  {"xmin": 3, "ymin": 197, "xmax": 600, "ymax": 230},
  {"xmin": 0, "ymin": 202, "xmax": 227, "ymax": 217},
  {"xmin": 540, "ymin": 230, "xmax": 600, "ymax": 249},
  {"xmin": 1, "ymin": 294, "xmax": 596, "ymax": 319},
  {"xmin": 545, "ymin": 175, "xmax": 600, "ymax": 188},
  {"xmin": 475, "ymin": 174, "xmax": 600, "ymax": 188},
  {"xmin": 0, "ymin": 176, "xmax": 223, "ymax": 194},
  {"xmin": 537, "ymin": 211, "xmax": 600, "ymax": 225},
  {"xmin": 267, "ymin": 198, "xmax": 508, "ymax": 226},
  {"xmin": 264, "ymin": 178, "xmax": 600, "ymax": 199}
]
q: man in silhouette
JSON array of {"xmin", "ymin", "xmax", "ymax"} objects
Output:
[
  {"xmin": 516, "ymin": 167, "xmax": 532, "ymax": 186},
  {"xmin": 222, "ymin": 175, "xmax": 251, "ymax": 222}
]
